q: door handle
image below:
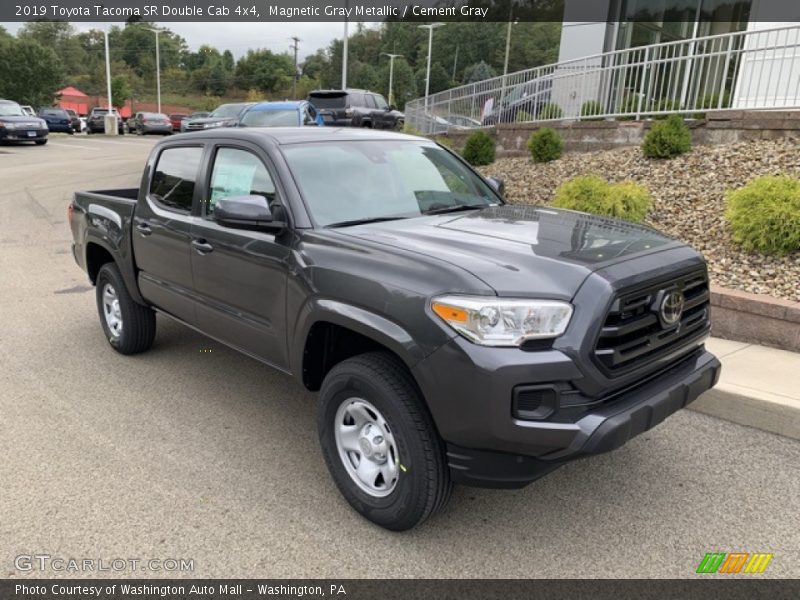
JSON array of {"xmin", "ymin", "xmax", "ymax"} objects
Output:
[
  {"xmin": 136, "ymin": 222, "xmax": 152, "ymax": 236},
  {"xmin": 191, "ymin": 239, "xmax": 214, "ymax": 254}
]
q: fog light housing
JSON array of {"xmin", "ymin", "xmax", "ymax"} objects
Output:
[{"xmin": 512, "ymin": 385, "xmax": 558, "ymax": 420}]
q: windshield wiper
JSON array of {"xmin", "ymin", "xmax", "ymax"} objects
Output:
[
  {"xmin": 423, "ymin": 203, "xmax": 491, "ymax": 216},
  {"xmin": 326, "ymin": 215, "xmax": 410, "ymax": 228}
]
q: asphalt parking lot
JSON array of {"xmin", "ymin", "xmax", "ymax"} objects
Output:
[{"xmin": 1, "ymin": 133, "xmax": 799, "ymax": 579}]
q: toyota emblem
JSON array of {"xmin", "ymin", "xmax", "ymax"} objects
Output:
[{"xmin": 660, "ymin": 290, "xmax": 685, "ymax": 327}]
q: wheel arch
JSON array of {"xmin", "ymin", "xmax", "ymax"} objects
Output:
[{"xmin": 294, "ymin": 299, "xmax": 425, "ymax": 391}]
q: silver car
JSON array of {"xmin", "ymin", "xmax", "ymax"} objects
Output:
[{"xmin": 132, "ymin": 112, "xmax": 172, "ymax": 136}]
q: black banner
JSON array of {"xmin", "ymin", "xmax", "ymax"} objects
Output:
[
  {"xmin": 3, "ymin": 579, "xmax": 800, "ymax": 600},
  {"xmin": 2, "ymin": 0, "xmax": 799, "ymax": 23}
]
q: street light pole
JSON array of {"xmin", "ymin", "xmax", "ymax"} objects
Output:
[
  {"xmin": 341, "ymin": 2, "xmax": 349, "ymax": 89},
  {"xmin": 418, "ymin": 23, "xmax": 444, "ymax": 111},
  {"xmin": 501, "ymin": 18, "xmax": 518, "ymax": 106},
  {"xmin": 104, "ymin": 29, "xmax": 112, "ymax": 112},
  {"xmin": 381, "ymin": 53, "xmax": 403, "ymax": 107},
  {"xmin": 145, "ymin": 27, "xmax": 162, "ymax": 113}
]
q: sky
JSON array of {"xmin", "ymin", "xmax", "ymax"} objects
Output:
[{"xmin": 2, "ymin": 21, "xmax": 362, "ymax": 60}]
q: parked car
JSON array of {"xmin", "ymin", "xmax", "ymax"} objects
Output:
[
  {"xmin": 129, "ymin": 112, "xmax": 172, "ymax": 135},
  {"xmin": 481, "ymin": 77, "xmax": 554, "ymax": 125},
  {"xmin": 65, "ymin": 108, "xmax": 82, "ymax": 133},
  {"xmin": 238, "ymin": 101, "xmax": 323, "ymax": 128},
  {"xmin": 169, "ymin": 113, "xmax": 188, "ymax": 132},
  {"xmin": 69, "ymin": 128, "xmax": 719, "ymax": 531},
  {"xmin": 20, "ymin": 105, "xmax": 36, "ymax": 117},
  {"xmin": 180, "ymin": 112, "xmax": 209, "ymax": 132},
  {"xmin": 38, "ymin": 107, "xmax": 73, "ymax": 134},
  {"xmin": 0, "ymin": 99, "xmax": 48, "ymax": 145},
  {"xmin": 86, "ymin": 107, "xmax": 125, "ymax": 135},
  {"xmin": 308, "ymin": 89, "xmax": 404, "ymax": 129},
  {"xmin": 183, "ymin": 103, "xmax": 253, "ymax": 131}
]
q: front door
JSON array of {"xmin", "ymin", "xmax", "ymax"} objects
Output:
[
  {"xmin": 132, "ymin": 145, "xmax": 204, "ymax": 325},
  {"xmin": 189, "ymin": 144, "xmax": 291, "ymax": 370}
]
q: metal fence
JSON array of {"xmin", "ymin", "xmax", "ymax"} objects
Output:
[{"xmin": 406, "ymin": 24, "xmax": 800, "ymax": 135}]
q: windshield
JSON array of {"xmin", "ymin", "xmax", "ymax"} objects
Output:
[
  {"xmin": 0, "ymin": 103, "xmax": 23, "ymax": 117},
  {"xmin": 309, "ymin": 94, "xmax": 346, "ymax": 109},
  {"xmin": 210, "ymin": 104, "xmax": 246, "ymax": 119},
  {"xmin": 282, "ymin": 141, "xmax": 500, "ymax": 227},
  {"xmin": 241, "ymin": 109, "xmax": 299, "ymax": 127}
]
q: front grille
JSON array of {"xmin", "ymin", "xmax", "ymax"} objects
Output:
[{"xmin": 593, "ymin": 270, "xmax": 710, "ymax": 375}]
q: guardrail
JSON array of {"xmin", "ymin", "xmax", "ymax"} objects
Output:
[{"xmin": 406, "ymin": 24, "xmax": 800, "ymax": 134}]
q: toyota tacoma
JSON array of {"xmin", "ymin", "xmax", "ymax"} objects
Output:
[{"xmin": 69, "ymin": 128, "xmax": 720, "ymax": 530}]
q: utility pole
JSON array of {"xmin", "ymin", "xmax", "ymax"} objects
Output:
[
  {"xmin": 290, "ymin": 36, "xmax": 301, "ymax": 98},
  {"xmin": 104, "ymin": 29, "xmax": 112, "ymax": 112},
  {"xmin": 452, "ymin": 45, "xmax": 459, "ymax": 81},
  {"xmin": 381, "ymin": 53, "xmax": 403, "ymax": 107}
]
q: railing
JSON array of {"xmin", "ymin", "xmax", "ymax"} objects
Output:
[{"xmin": 406, "ymin": 24, "xmax": 800, "ymax": 134}]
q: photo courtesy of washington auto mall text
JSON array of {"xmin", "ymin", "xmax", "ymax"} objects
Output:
[{"xmin": 1, "ymin": 0, "xmax": 800, "ymax": 598}]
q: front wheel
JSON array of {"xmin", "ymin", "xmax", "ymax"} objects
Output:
[
  {"xmin": 318, "ymin": 352, "xmax": 452, "ymax": 531},
  {"xmin": 95, "ymin": 262, "xmax": 156, "ymax": 354},
  {"xmin": 35, "ymin": 140, "xmax": 47, "ymax": 145}
]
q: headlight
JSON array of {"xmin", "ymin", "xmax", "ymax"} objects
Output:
[
  {"xmin": 431, "ymin": 295, "xmax": 573, "ymax": 346},
  {"xmin": 2, "ymin": 122, "xmax": 15, "ymax": 129}
]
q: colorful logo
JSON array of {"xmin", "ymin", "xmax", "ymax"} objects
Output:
[{"xmin": 696, "ymin": 552, "xmax": 773, "ymax": 574}]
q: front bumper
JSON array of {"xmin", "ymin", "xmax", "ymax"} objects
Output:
[
  {"xmin": 0, "ymin": 128, "xmax": 48, "ymax": 141},
  {"xmin": 413, "ymin": 338, "xmax": 720, "ymax": 488}
]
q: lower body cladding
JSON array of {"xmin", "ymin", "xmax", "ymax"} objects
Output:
[{"xmin": 412, "ymin": 338, "xmax": 720, "ymax": 488}]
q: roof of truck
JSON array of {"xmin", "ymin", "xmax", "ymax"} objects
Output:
[{"xmin": 174, "ymin": 127, "xmax": 426, "ymax": 145}]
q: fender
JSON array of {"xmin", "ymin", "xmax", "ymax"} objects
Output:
[
  {"xmin": 84, "ymin": 223, "xmax": 146, "ymax": 306},
  {"xmin": 290, "ymin": 297, "xmax": 429, "ymax": 377}
]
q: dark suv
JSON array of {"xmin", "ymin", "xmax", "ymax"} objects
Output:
[
  {"xmin": 308, "ymin": 89, "xmax": 403, "ymax": 129},
  {"xmin": 86, "ymin": 107, "xmax": 125, "ymax": 135},
  {"xmin": 38, "ymin": 108, "xmax": 74, "ymax": 134}
]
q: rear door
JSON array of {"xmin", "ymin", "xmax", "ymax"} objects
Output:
[
  {"xmin": 132, "ymin": 144, "xmax": 204, "ymax": 325},
  {"xmin": 188, "ymin": 143, "xmax": 291, "ymax": 369},
  {"xmin": 370, "ymin": 94, "xmax": 391, "ymax": 128}
]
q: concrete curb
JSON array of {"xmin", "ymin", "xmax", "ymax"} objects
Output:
[
  {"xmin": 690, "ymin": 338, "xmax": 800, "ymax": 441},
  {"xmin": 689, "ymin": 386, "xmax": 800, "ymax": 441}
]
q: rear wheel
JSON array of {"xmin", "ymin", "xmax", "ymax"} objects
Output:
[
  {"xmin": 35, "ymin": 140, "xmax": 47, "ymax": 146},
  {"xmin": 95, "ymin": 262, "xmax": 156, "ymax": 355},
  {"xmin": 318, "ymin": 352, "xmax": 452, "ymax": 531}
]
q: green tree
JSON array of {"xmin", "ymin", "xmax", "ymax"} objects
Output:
[
  {"xmin": 464, "ymin": 61, "xmax": 497, "ymax": 83},
  {"xmin": 110, "ymin": 75, "xmax": 132, "ymax": 109},
  {"xmin": 0, "ymin": 38, "xmax": 63, "ymax": 106},
  {"xmin": 235, "ymin": 49, "xmax": 294, "ymax": 93},
  {"xmin": 18, "ymin": 21, "xmax": 86, "ymax": 78}
]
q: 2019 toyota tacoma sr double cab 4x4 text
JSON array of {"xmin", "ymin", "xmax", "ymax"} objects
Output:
[{"xmin": 69, "ymin": 128, "xmax": 720, "ymax": 531}]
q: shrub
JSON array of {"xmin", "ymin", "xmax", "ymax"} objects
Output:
[
  {"xmin": 726, "ymin": 175, "xmax": 800, "ymax": 255},
  {"xmin": 653, "ymin": 97, "xmax": 681, "ymax": 119},
  {"xmin": 642, "ymin": 114, "xmax": 691, "ymax": 159},
  {"xmin": 461, "ymin": 130, "xmax": 495, "ymax": 166},
  {"xmin": 551, "ymin": 175, "xmax": 652, "ymax": 222},
  {"xmin": 538, "ymin": 102, "xmax": 563, "ymax": 120},
  {"xmin": 617, "ymin": 94, "xmax": 645, "ymax": 120},
  {"xmin": 515, "ymin": 109, "xmax": 533, "ymax": 123},
  {"xmin": 580, "ymin": 100, "xmax": 604, "ymax": 120},
  {"xmin": 527, "ymin": 128, "xmax": 564, "ymax": 163}
]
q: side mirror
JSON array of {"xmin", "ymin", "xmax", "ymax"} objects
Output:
[
  {"xmin": 388, "ymin": 105, "xmax": 396, "ymax": 111},
  {"xmin": 214, "ymin": 195, "xmax": 287, "ymax": 233},
  {"xmin": 486, "ymin": 176, "xmax": 505, "ymax": 197}
]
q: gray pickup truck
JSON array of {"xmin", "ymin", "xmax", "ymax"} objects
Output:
[{"xmin": 69, "ymin": 128, "xmax": 720, "ymax": 530}]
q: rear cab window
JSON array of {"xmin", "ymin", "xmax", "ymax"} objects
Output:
[{"xmin": 149, "ymin": 147, "xmax": 203, "ymax": 213}]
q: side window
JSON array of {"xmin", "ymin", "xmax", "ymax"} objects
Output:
[
  {"xmin": 149, "ymin": 147, "xmax": 203, "ymax": 213},
  {"xmin": 364, "ymin": 95, "xmax": 377, "ymax": 109},
  {"xmin": 349, "ymin": 92, "xmax": 365, "ymax": 107},
  {"xmin": 207, "ymin": 147, "xmax": 276, "ymax": 215},
  {"xmin": 373, "ymin": 94, "xmax": 389, "ymax": 109}
]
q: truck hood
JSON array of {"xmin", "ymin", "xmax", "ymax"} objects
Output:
[{"xmin": 334, "ymin": 205, "xmax": 683, "ymax": 299}]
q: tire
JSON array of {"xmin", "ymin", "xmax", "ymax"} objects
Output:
[
  {"xmin": 318, "ymin": 352, "xmax": 452, "ymax": 531},
  {"xmin": 95, "ymin": 262, "xmax": 156, "ymax": 355},
  {"xmin": 35, "ymin": 140, "xmax": 47, "ymax": 145}
]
